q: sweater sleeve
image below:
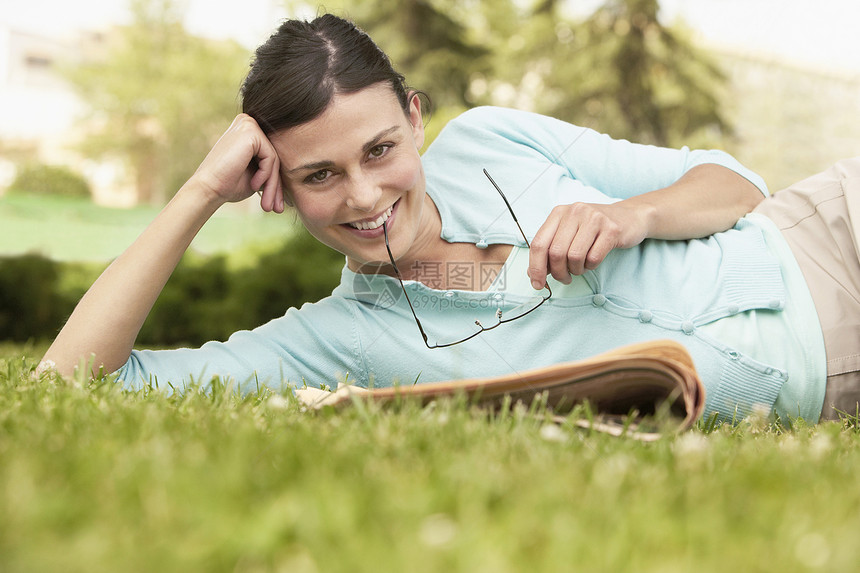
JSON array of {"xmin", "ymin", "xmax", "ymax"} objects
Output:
[
  {"xmin": 113, "ymin": 294, "xmax": 362, "ymax": 395},
  {"xmin": 448, "ymin": 106, "xmax": 769, "ymax": 199}
]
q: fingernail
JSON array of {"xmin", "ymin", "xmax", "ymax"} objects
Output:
[{"xmin": 531, "ymin": 279, "xmax": 542, "ymax": 290}]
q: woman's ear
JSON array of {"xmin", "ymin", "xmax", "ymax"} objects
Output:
[
  {"xmin": 282, "ymin": 186, "xmax": 294, "ymax": 208},
  {"xmin": 407, "ymin": 91, "xmax": 425, "ymax": 150}
]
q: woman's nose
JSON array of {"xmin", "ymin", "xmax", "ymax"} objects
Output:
[{"xmin": 343, "ymin": 174, "xmax": 381, "ymax": 212}]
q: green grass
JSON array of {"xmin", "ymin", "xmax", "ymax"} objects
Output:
[
  {"xmin": 2, "ymin": 345, "xmax": 860, "ymax": 573},
  {"xmin": 0, "ymin": 194, "xmax": 296, "ymax": 262}
]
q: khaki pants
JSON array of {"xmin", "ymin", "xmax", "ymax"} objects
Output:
[{"xmin": 753, "ymin": 158, "xmax": 860, "ymax": 421}]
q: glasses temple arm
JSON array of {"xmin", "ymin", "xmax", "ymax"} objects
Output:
[
  {"xmin": 483, "ymin": 168, "xmax": 531, "ymax": 249},
  {"xmin": 383, "ymin": 221, "xmax": 432, "ymax": 345}
]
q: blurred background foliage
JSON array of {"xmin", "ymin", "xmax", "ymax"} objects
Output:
[
  {"xmin": 0, "ymin": 229, "xmax": 345, "ymax": 346},
  {"xmin": 62, "ymin": 0, "xmax": 251, "ymax": 204},
  {"xmin": 8, "ymin": 0, "xmax": 860, "ymax": 346},
  {"xmin": 7, "ymin": 163, "xmax": 92, "ymax": 199},
  {"xmin": 61, "ymin": 0, "xmax": 734, "ymax": 205},
  {"xmin": 289, "ymin": 0, "xmax": 729, "ymax": 149}
]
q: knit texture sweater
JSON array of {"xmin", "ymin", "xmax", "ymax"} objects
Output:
[{"xmin": 116, "ymin": 106, "xmax": 826, "ymax": 422}]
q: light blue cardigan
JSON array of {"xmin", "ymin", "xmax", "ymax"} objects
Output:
[{"xmin": 116, "ymin": 107, "xmax": 826, "ymax": 422}]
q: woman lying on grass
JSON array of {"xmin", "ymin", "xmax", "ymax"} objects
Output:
[{"xmin": 41, "ymin": 14, "xmax": 860, "ymax": 424}]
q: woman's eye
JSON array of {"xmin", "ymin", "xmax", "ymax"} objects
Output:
[
  {"xmin": 305, "ymin": 169, "xmax": 331, "ymax": 184},
  {"xmin": 369, "ymin": 144, "xmax": 391, "ymax": 159}
]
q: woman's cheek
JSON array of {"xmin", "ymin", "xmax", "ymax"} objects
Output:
[
  {"xmin": 293, "ymin": 196, "xmax": 335, "ymax": 230},
  {"xmin": 391, "ymin": 155, "xmax": 423, "ymax": 190}
]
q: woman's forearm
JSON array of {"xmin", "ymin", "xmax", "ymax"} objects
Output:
[
  {"xmin": 41, "ymin": 113, "xmax": 284, "ymax": 378},
  {"xmin": 42, "ymin": 114, "xmax": 284, "ymax": 375},
  {"xmin": 628, "ymin": 163, "xmax": 765, "ymax": 240},
  {"xmin": 41, "ymin": 180, "xmax": 225, "ymax": 378}
]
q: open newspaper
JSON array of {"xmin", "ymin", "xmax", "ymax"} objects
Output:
[{"xmin": 295, "ymin": 339, "xmax": 705, "ymax": 440}]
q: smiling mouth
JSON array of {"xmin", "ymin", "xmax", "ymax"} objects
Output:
[{"xmin": 346, "ymin": 203, "xmax": 394, "ymax": 231}]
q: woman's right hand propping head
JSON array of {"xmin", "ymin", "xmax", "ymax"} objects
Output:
[{"xmin": 190, "ymin": 114, "xmax": 285, "ymax": 213}]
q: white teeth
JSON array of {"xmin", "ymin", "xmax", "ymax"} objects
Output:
[{"xmin": 348, "ymin": 206, "xmax": 393, "ymax": 230}]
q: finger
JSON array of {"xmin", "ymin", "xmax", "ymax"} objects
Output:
[
  {"xmin": 259, "ymin": 173, "xmax": 282, "ymax": 213},
  {"xmin": 528, "ymin": 213, "xmax": 561, "ymax": 290},
  {"xmin": 252, "ymin": 150, "xmax": 282, "ymax": 213},
  {"xmin": 263, "ymin": 157, "xmax": 283, "ymax": 213},
  {"xmin": 249, "ymin": 159, "xmax": 268, "ymax": 193},
  {"xmin": 545, "ymin": 219, "xmax": 579, "ymax": 284},
  {"xmin": 581, "ymin": 231, "xmax": 616, "ymax": 271},
  {"xmin": 566, "ymin": 206, "xmax": 620, "ymax": 275},
  {"xmin": 262, "ymin": 140, "xmax": 284, "ymax": 213},
  {"xmin": 566, "ymin": 223, "xmax": 600, "ymax": 275},
  {"xmin": 586, "ymin": 217, "xmax": 626, "ymax": 269}
]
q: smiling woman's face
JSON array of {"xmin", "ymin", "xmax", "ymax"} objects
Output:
[{"xmin": 270, "ymin": 83, "xmax": 432, "ymax": 273}]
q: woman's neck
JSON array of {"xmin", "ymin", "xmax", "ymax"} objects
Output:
[{"xmin": 398, "ymin": 195, "xmax": 512, "ymax": 291}]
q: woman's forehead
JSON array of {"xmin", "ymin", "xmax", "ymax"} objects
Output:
[
  {"xmin": 272, "ymin": 86, "xmax": 409, "ymax": 164},
  {"xmin": 294, "ymin": 85, "xmax": 404, "ymax": 134}
]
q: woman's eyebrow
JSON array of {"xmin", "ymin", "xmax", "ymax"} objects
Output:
[
  {"xmin": 286, "ymin": 159, "xmax": 334, "ymax": 175},
  {"xmin": 361, "ymin": 125, "xmax": 399, "ymax": 153},
  {"xmin": 286, "ymin": 125, "xmax": 401, "ymax": 175}
]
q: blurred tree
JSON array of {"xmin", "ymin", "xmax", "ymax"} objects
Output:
[
  {"xmin": 63, "ymin": 0, "xmax": 250, "ymax": 204},
  {"xmin": 482, "ymin": 0, "xmax": 729, "ymax": 147},
  {"xmin": 67, "ymin": 0, "xmax": 730, "ymax": 205},
  {"xmin": 284, "ymin": 0, "xmax": 492, "ymax": 141},
  {"xmin": 287, "ymin": 0, "xmax": 730, "ymax": 149},
  {"xmin": 564, "ymin": 0, "xmax": 729, "ymax": 147},
  {"xmin": 292, "ymin": 0, "xmax": 488, "ymax": 109}
]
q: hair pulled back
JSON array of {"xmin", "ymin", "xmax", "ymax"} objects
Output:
[{"xmin": 241, "ymin": 14, "xmax": 411, "ymax": 134}]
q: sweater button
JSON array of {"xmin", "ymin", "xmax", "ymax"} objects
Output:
[
  {"xmin": 727, "ymin": 304, "xmax": 740, "ymax": 315},
  {"xmin": 638, "ymin": 310, "xmax": 653, "ymax": 323},
  {"xmin": 592, "ymin": 294, "xmax": 607, "ymax": 307},
  {"xmin": 681, "ymin": 321, "xmax": 695, "ymax": 335},
  {"xmin": 476, "ymin": 240, "xmax": 489, "ymax": 249},
  {"xmin": 769, "ymin": 299, "xmax": 784, "ymax": 310}
]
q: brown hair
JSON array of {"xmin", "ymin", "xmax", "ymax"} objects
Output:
[{"xmin": 241, "ymin": 14, "xmax": 412, "ymax": 134}]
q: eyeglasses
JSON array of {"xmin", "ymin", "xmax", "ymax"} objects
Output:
[{"xmin": 382, "ymin": 168, "xmax": 552, "ymax": 348}]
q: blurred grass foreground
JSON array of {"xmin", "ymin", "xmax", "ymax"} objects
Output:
[{"xmin": 2, "ymin": 346, "xmax": 860, "ymax": 573}]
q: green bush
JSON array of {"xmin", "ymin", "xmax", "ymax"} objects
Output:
[
  {"xmin": 0, "ymin": 254, "xmax": 74, "ymax": 341},
  {"xmin": 0, "ymin": 229, "xmax": 345, "ymax": 346},
  {"xmin": 227, "ymin": 230, "xmax": 345, "ymax": 329},
  {"xmin": 138, "ymin": 254, "xmax": 234, "ymax": 346},
  {"xmin": 8, "ymin": 163, "xmax": 92, "ymax": 198},
  {"xmin": 136, "ymin": 229, "xmax": 344, "ymax": 346}
]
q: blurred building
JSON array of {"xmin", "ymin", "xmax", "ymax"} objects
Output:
[{"xmin": 0, "ymin": 24, "xmax": 136, "ymax": 206}]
